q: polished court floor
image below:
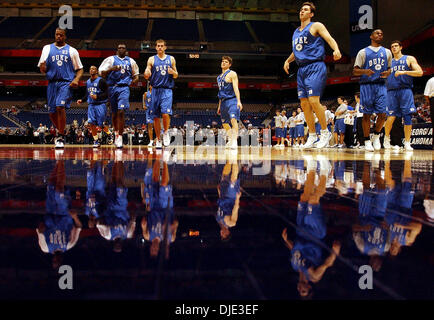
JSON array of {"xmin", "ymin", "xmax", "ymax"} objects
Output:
[{"xmin": 0, "ymin": 145, "xmax": 432, "ymax": 299}]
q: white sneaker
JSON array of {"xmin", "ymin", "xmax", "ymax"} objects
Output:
[
  {"xmin": 163, "ymin": 132, "xmax": 170, "ymax": 147},
  {"xmin": 55, "ymin": 137, "xmax": 64, "ymax": 149},
  {"xmin": 372, "ymin": 134, "xmax": 381, "ymax": 150},
  {"xmin": 337, "ymin": 144, "xmax": 344, "ymax": 148},
  {"xmin": 226, "ymin": 139, "xmax": 232, "ymax": 149},
  {"xmin": 365, "ymin": 140, "xmax": 374, "ymax": 152},
  {"xmin": 404, "ymin": 142, "xmax": 413, "ymax": 151},
  {"xmin": 115, "ymin": 149, "xmax": 123, "ymax": 162},
  {"xmin": 301, "ymin": 135, "xmax": 317, "ymax": 149},
  {"xmin": 383, "ymin": 136, "xmax": 391, "ymax": 149},
  {"xmin": 147, "ymin": 139, "xmax": 154, "ymax": 147},
  {"xmin": 316, "ymin": 131, "xmax": 331, "ymax": 149},
  {"xmin": 163, "ymin": 149, "xmax": 171, "ymax": 162},
  {"xmin": 115, "ymin": 135, "xmax": 123, "ymax": 149},
  {"xmin": 231, "ymin": 140, "xmax": 237, "ymax": 149},
  {"xmin": 155, "ymin": 139, "xmax": 162, "ymax": 149}
]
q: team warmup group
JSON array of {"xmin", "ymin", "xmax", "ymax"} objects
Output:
[{"xmin": 37, "ymin": 1, "xmax": 423, "ymax": 152}]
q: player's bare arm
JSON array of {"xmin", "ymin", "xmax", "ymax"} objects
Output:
[
  {"xmin": 217, "ymin": 99, "xmax": 221, "ymax": 115},
  {"xmin": 70, "ymin": 68, "xmax": 83, "ymax": 88},
  {"xmin": 230, "ymin": 71, "xmax": 243, "ymax": 111},
  {"xmin": 144, "ymin": 56, "xmax": 154, "ymax": 79},
  {"xmin": 396, "ymin": 56, "xmax": 423, "ymax": 77},
  {"xmin": 353, "ymin": 66, "xmax": 375, "ymax": 77},
  {"xmin": 168, "ymin": 56, "xmax": 179, "ymax": 79},
  {"xmin": 313, "ymin": 22, "xmax": 341, "ymax": 60},
  {"xmin": 39, "ymin": 61, "xmax": 47, "ymax": 74},
  {"xmin": 283, "ymin": 52, "xmax": 295, "ymax": 74}
]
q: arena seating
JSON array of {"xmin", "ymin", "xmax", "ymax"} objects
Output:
[{"xmin": 151, "ymin": 18, "xmax": 199, "ymax": 42}]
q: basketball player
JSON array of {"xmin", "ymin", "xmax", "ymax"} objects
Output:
[
  {"xmin": 281, "ymin": 110, "xmax": 288, "ymax": 147},
  {"xmin": 85, "ymin": 160, "xmax": 106, "ymax": 228},
  {"xmin": 143, "ymin": 85, "xmax": 155, "ymax": 147},
  {"xmin": 273, "ymin": 109, "xmax": 283, "ymax": 149},
  {"xmin": 77, "ymin": 66, "xmax": 108, "ymax": 148},
  {"xmin": 144, "ymin": 39, "xmax": 179, "ymax": 148},
  {"xmin": 383, "ymin": 40, "xmax": 423, "ymax": 151},
  {"xmin": 333, "ymin": 97, "xmax": 348, "ymax": 148},
  {"xmin": 99, "ymin": 43, "xmax": 139, "ymax": 149},
  {"xmin": 216, "ymin": 56, "xmax": 243, "ymax": 150},
  {"xmin": 294, "ymin": 107, "xmax": 305, "ymax": 147},
  {"xmin": 36, "ymin": 160, "xmax": 82, "ymax": 269},
  {"xmin": 353, "ymin": 29, "xmax": 392, "ymax": 151},
  {"xmin": 38, "ymin": 28, "xmax": 83, "ymax": 148},
  {"xmin": 283, "ymin": 2, "xmax": 341, "ymax": 149},
  {"xmin": 288, "ymin": 110, "xmax": 297, "ymax": 146}
]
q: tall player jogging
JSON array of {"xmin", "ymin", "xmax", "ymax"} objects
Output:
[
  {"xmin": 99, "ymin": 44, "xmax": 139, "ymax": 149},
  {"xmin": 384, "ymin": 40, "xmax": 423, "ymax": 151},
  {"xmin": 283, "ymin": 2, "xmax": 341, "ymax": 149},
  {"xmin": 77, "ymin": 66, "xmax": 109, "ymax": 148},
  {"xmin": 353, "ymin": 29, "xmax": 392, "ymax": 152},
  {"xmin": 217, "ymin": 56, "xmax": 243, "ymax": 150},
  {"xmin": 144, "ymin": 39, "xmax": 179, "ymax": 148},
  {"xmin": 38, "ymin": 28, "xmax": 83, "ymax": 149}
]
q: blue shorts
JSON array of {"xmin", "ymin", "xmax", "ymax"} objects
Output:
[
  {"xmin": 327, "ymin": 124, "xmax": 332, "ymax": 132},
  {"xmin": 150, "ymin": 87, "xmax": 173, "ymax": 118},
  {"xmin": 387, "ymin": 88, "xmax": 416, "ymax": 117},
  {"xmin": 360, "ymin": 83, "xmax": 387, "ymax": 114},
  {"xmin": 145, "ymin": 108, "xmax": 153, "ymax": 124},
  {"xmin": 109, "ymin": 86, "xmax": 130, "ymax": 112},
  {"xmin": 289, "ymin": 127, "xmax": 296, "ymax": 138},
  {"xmin": 220, "ymin": 97, "xmax": 240, "ymax": 124},
  {"xmin": 275, "ymin": 128, "xmax": 283, "ymax": 138},
  {"xmin": 88, "ymin": 103, "xmax": 107, "ymax": 126},
  {"xmin": 359, "ymin": 189, "xmax": 387, "ymax": 218},
  {"xmin": 315, "ymin": 122, "xmax": 321, "ymax": 135},
  {"xmin": 297, "ymin": 61, "xmax": 327, "ymax": 99},
  {"xmin": 47, "ymin": 81, "xmax": 72, "ymax": 113},
  {"xmin": 283, "ymin": 128, "xmax": 288, "ymax": 138},
  {"xmin": 296, "ymin": 124, "xmax": 305, "ymax": 137},
  {"xmin": 334, "ymin": 118, "xmax": 346, "ymax": 134}
]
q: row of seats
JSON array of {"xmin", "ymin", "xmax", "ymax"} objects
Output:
[{"xmin": 0, "ymin": 16, "xmax": 295, "ymax": 48}]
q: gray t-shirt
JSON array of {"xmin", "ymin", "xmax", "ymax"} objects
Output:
[{"xmin": 335, "ymin": 104, "xmax": 348, "ymax": 119}]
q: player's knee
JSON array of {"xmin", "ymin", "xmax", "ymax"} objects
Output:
[{"xmin": 403, "ymin": 114, "xmax": 412, "ymax": 125}]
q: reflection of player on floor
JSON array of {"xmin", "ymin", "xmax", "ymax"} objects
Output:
[
  {"xmin": 144, "ymin": 39, "xmax": 179, "ymax": 148},
  {"xmin": 143, "ymin": 85, "xmax": 155, "ymax": 147},
  {"xmin": 217, "ymin": 56, "xmax": 243, "ymax": 150},
  {"xmin": 384, "ymin": 40, "xmax": 423, "ymax": 151},
  {"xmin": 353, "ymin": 29, "xmax": 392, "ymax": 151},
  {"xmin": 36, "ymin": 160, "xmax": 82, "ymax": 269},
  {"xmin": 141, "ymin": 158, "xmax": 178, "ymax": 259},
  {"xmin": 282, "ymin": 159, "xmax": 340, "ymax": 298},
  {"xmin": 99, "ymin": 44, "xmax": 139, "ymax": 149},
  {"xmin": 217, "ymin": 161, "xmax": 241, "ymax": 241},
  {"xmin": 283, "ymin": 2, "xmax": 341, "ymax": 149},
  {"xmin": 77, "ymin": 66, "xmax": 109, "ymax": 148},
  {"xmin": 38, "ymin": 28, "xmax": 83, "ymax": 149}
]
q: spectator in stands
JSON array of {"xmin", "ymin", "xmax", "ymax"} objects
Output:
[
  {"xmin": 25, "ymin": 121, "xmax": 34, "ymax": 144},
  {"xmin": 38, "ymin": 28, "xmax": 83, "ymax": 149},
  {"xmin": 99, "ymin": 43, "xmax": 139, "ymax": 149},
  {"xmin": 48, "ymin": 125, "xmax": 56, "ymax": 144},
  {"xmin": 144, "ymin": 39, "xmax": 179, "ymax": 148},
  {"xmin": 423, "ymin": 76, "xmax": 434, "ymax": 147},
  {"xmin": 36, "ymin": 123, "xmax": 46, "ymax": 144}
]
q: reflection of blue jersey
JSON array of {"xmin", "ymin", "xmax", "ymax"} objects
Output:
[
  {"xmin": 46, "ymin": 185, "xmax": 71, "ymax": 215},
  {"xmin": 147, "ymin": 207, "xmax": 175, "ymax": 242},
  {"xmin": 106, "ymin": 55, "xmax": 134, "ymax": 86},
  {"xmin": 217, "ymin": 69, "xmax": 235, "ymax": 100},
  {"xmin": 358, "ymin": 221, "xmax": 389, "ymax": 255},
  {"xmin": 387, "ymin": 55, "xmax": 413, "ymax": 90},
  {"xmin": 296, "ymin": 202, "xmax": 327, "ymax": 240},
  {"xmin": 43, "ymin": 214, "xmax": 74, "ymax": 253},
  {"xmin": 216, "ymin": 177, "xmax": 240, "ymax": 223},
  {"xmin": 292, "ymin": 22, "xmax": 325, "ymax": 66},
  {"xmin": 85, "ymin": 164, "xmax": 106, "ymax": 219},
  {"xmin": 360, "ymin": 47, "xmax": 388, "ymax": 84},
  {"xmin": 149, "ymin": 55, "xmax": 174, "ymax": 89},
  {"xmin": 143, "ymin": 168, "xmax": 153, "ymax": 207},
  {"xmin": 291, "ymin": 239, "xmax": 323, "ymax": 279},
  {"xmin": 46, "ymin": 44, "xmax": 75, "ymax": 82},
  {"xmin": 101, "ymin": 185, "xmax": 129, "ymax": 240}
]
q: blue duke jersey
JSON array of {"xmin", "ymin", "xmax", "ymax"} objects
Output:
[
  {"xmin": 217, "ymin": 177, "xmax": 240, "ymax": 224},
  {"xmin": 387, "ymin": 55, "xmax": 413, "ymax": 90},
  {"xmin": 291, "ymin": 238, "xmax": 323, "ymax": 277},
  {"xmin": 38, "ymin": 44, "xmax": 82, "ymax": 81},
  {"xmin": 42, "ymin": 215, "xmax": 74, "ymax": 253},
  {"xmin": 217, "ymin": 70, "xmax": 236, "ymax": 100},
  {"xmin": 292, "ymin": 22, "xmax": 325, "ymax": 66},
  {"xmin": 85, "ymin": 164, "xmax": 106, "ymax": 219},
  {"xmin": 359, "ymin": 47, "xmax": 389, "ymax": 83},
  {"xmin": 106, "ymin": 56, "xmax": 134, "ymax": 86},
  {"xmin": 86, "ymin": 77, "xmax": 108, "ymax": 104},
  {"xmin": 149, "ymin": 55, "xmax": 175, "ymax": 89}
]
